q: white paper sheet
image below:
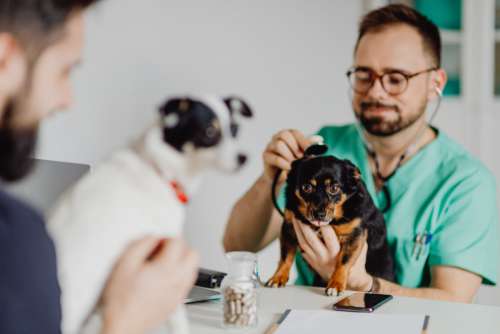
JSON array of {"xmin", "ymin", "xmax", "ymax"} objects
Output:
[{"xmin": 275, "ymin": 310, "xmax": 426, "ymax": 334}]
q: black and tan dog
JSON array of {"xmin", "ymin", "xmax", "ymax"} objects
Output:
[{"xmin": 266, "ymin": 149, "xmax": 394, "ymax": 296}]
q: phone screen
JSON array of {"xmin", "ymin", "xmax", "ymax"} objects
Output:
[{"xmin": 332, "ymin": 292, "xmax": 393, "ymax": 312}]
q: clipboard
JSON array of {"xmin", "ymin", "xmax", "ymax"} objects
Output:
[{"xmin": 266, "ymin": 309, "xmax": 430, "ymax": 334}]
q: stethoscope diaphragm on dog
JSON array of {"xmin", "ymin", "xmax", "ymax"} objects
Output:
[{"xmin": 304, "ymin": 143, "xmax": 328, "ymax": 157}]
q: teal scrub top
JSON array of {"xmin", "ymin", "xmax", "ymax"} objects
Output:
[{"xmin": 279, "ymin": 124, "xmax": 499, "ymax": 288}]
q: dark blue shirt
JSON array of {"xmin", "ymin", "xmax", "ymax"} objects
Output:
[{"xmin": 0, "ymin": 190, "xmax": 61, "ymax": 333}]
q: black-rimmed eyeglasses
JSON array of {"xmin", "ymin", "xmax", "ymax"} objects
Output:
[{"xmin": 346, "ymin": 67, "xmax": 438, "ymax": 96}]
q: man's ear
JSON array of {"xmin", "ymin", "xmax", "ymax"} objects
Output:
[
  {"xmin": 428, "ymin": 68, "xmax": 447, "ymax": 101},
  {"xmin": 0, "ymin": 33, "xmax": 15, "ymax": 68},
  {"xmin": 0, "ymin": 33, "xmax": 25, "ymax": 93}
]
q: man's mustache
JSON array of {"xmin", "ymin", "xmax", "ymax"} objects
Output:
[{"xmin": 360, "ymin": 101, "xmax": 399, "ymax": 113}]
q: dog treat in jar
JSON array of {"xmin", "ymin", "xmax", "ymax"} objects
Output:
[{"xmin": 221, "ymin": 251, "xmax": 258, "ymax": 328}]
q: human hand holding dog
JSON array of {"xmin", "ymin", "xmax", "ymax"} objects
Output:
[
  {"xmin": 292, "ymin": 220, "xmax": 373, "ymax": 292},
  {"xmin": 262, "ymin": 129, "xmax": 313, "ymax": 185},
  {"xmin": 100, "ymin": 237, "xmax": 199, "ymax": 334}
]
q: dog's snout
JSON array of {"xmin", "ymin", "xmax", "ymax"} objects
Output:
[
  {"xmin": 237, "ymin": 153, "xmax": 247, "ymax": 166},
  {"xmin": 314, "ymin": 210, "xmax": 327, "ymax": 221}
]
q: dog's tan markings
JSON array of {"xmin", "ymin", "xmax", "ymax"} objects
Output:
[
  {"xmin": 266, "ymin": 248, "xmax": 295, "ymax": 288},
  {"xmin": 332, "ymin": 193, "xmax": 348, "ymax": 220},
  {"xmin": 179, "ymin": 99, "xmax": 190, "ymax": 112},
  {"xmin": 353, "ymin": 168, "xmax": 361, "ymax": 180},
  {"xmin": 326, "ymin": 230, "xmax": 367, "ymax": 296},
  {"xmin": 332, "ymin": 218, "xmax": 361, "ymax": 236},
  {"xmin": 266, "ymin": 209, "xmax": 298, "ymax": 288},
  {"xmin": 295, "ymin": 190, "xmax": 310, "ymax": 219},
  {"xmin": 212, "ymin": 119, "xmax": 220, "ymax": 129},
  {"xmin": 284, "ymin": 209, "xmax": 295, "ymax": 224},
  {"xmin": 325, "ymin": 202, "xmax": 337, "ymax": 221}
]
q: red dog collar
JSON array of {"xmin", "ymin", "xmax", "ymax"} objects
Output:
[{"xmin": 170, "ymin": 181, "xmax": 189, "ymax": 204}]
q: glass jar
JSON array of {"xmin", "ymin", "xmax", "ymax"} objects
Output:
[{"xmin": 221, "ymin": 251, "xmax": 258, "ymax": 329}]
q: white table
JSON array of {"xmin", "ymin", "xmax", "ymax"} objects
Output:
[{"xmin": 186, "ymin": 286, "xmax": 500, "ymax": 333}]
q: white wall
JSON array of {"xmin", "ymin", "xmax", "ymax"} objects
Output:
[
  {"xmin": 38, "ymin": 0, "xmax": 362, "ymax": 283},
  {"xmin": 36, "ymin": 0, "xmax": 500, "ymax": 305}
]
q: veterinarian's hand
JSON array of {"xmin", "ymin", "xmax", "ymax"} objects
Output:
[
  {"xmin": 100, "ymin": 237, "xmax": 199, "ymax": 334},
  {"xmin": 262, "ymin": 129, "xmax": 313, "ymax": 185},
  {"xmin": 292, "ymin": 220, "xmax": 372, "ymax": 291}
]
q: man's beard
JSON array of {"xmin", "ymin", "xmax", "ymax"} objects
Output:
[
  {"xmin": 0, "ymin": 101, "xmax": 38, "ymax": 182},
  {"xmin": 356, "ymin": 100, "xmax": 426, "ymax": 137}
]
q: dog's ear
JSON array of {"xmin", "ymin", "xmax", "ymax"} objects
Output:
[
  {"xmin": 343, "ymin": 159, "xmax": 361, "ymax": 181},
  {"xmin": 290, "ymin": 158, "xmax": 303, "ymax": 171},
  {"xmin": 223, "ymin": 96, "xmax": 253, "ymax": 118},
  {"xmin": 286, "ymin": 158, "xmax": 305, "ymax": 187}
]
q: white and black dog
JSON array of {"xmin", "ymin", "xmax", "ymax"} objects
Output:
[{"xmin": 47, "ymin": 95, "xmax": 252, "ymax": 334}]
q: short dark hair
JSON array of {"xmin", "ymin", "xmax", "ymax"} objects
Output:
[
  {"xmin": 0, "ymin": 0, "xmax": 101, "ymax": 58},
  {"xmin": 355, "ymin": 4, "xmax": 441, "ymax": 67}
]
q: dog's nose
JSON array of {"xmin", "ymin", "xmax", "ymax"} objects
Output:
[
  {"xmin": 237, "ymin": 154, "xmax": 247, "ymax": 166},
  {"xmin": 315, "ymin": 211, "xmax": 327, "ymax": 220}
]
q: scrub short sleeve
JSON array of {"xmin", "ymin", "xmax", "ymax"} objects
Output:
[{"xmin": 428, "ymin": 169, "xmax": 500, "ymax": 285}]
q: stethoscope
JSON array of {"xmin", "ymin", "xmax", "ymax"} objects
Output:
[{"xmin": 352, "ymin": 87, "xmax": 443, "ymax": 213}]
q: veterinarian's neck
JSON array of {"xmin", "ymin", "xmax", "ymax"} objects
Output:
[{"xmin": 364, "ymin": 117, "xmax": 436, "ymax": 161}]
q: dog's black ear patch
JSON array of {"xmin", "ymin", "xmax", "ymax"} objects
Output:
[
  {"xmin": 224, "ymin": 96, "xmax": 252, "ymax": 138},
  {"xmin": 290, "ymin": 158, "xmax": 305, "ymax": 173},
  {"xmin": 224, "ymin": 96, "xmax": 253, "ymax": 118},
  {"xmin": 286, "ymin": 158, "xmax": 304, "ymax": 188}
]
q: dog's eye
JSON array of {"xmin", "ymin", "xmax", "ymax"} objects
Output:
[
  {"xmin": 302, "ymin": 183, "xmax": 313, "ymax": 193},
  {"xmin": 326, "ymin": 184, "xmax": 340, "ymax": 195},
  {"xmin": 205, "ymin": 126, "xmax": 217, "ymax": 138}
]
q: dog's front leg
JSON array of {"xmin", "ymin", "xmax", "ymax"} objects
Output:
[
  {"xmin": 325, "ymin": 230, "xmax": 367, "ymax": 296},
  {"xmin": 266, "ymin": 212, "xmax": 297, "ymax": 288}
]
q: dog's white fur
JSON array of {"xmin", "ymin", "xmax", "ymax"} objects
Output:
[{"xmin": 47, "ymin": 95, "xmax": 246, "ymax": 333}]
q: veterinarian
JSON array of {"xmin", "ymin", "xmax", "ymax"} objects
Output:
[
  {"xmin": 224, "ymin": 4, "xmax": 499, "ymax": 303},
  {"xmin": 0, "ymin": 1, "xmax": 198, "ymax": 333}
]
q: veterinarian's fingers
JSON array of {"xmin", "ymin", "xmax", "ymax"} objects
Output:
[
  {"xmin": 276, "ymin": 130, "xmax": 302, "ymax": 158},
  {"xmin": 357, "ymin": 242, "xmax": 368, "ymax": 264},
  {"xmin": 320, "ymin": 225, "xmax": 340, "ymax": 257},
  {"xmin": 292, "ymin": 220, "xmax": 315, "ymax": 257},
  {"xmin": 170, "ymin": 246, "xmax": 199, "ymax": 286},
  {"xmin": 179, "ymin": 243, "xmax": 199, "ymax": 268},
  {"xmin": 263, "ymin": 152, "xmax": 291, "ymax": 171},
  {"xmin": 152, "ymin": 238, "xmax": 186, "ymax": 265},
  {"xmin": 271, "ymin": 139, "xmax": 296, "ymax": 163},
  {"xmin": 121, "ymin": 236, "xmax": 163, "ymax": 267},
  {"xmin": 300, "ymin": 223, "xmax": 329, "ymax": 261},
  {"xmin": 301, "ymin": 252, "xmax": 315, "ymax": 268},
  {"xmin": 290, "ymin": 129, "xmax": 313, "ymax": 152}
]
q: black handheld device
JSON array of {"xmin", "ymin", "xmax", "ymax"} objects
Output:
[{"xmin": 332, "ymin": 292, "xmax": 393, "ymax": 312}]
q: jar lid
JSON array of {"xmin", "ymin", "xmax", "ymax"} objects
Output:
[{"xmin": 225, "ymin": 251, "xmax": 257, "ymax": 278}]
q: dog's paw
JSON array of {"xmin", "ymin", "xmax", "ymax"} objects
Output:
[
  {"xmin": 325, "ymin": 287, "xmax": 347, "ymax": 297},
  {"xmin": 325, "ymin": 287, "xmax": 339, "ymax": 296},
  {"xmin": 265, "ymin": 274, "xmax": 289, "ymax": 288},
  {"xmin": 325, "ymin": 280, "xmax": 346, "ymax": 297}
]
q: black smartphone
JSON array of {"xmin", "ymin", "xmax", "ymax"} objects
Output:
[{"xmin": 332, "ymin": 292, "xmax": 393, "ymax": 312}]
